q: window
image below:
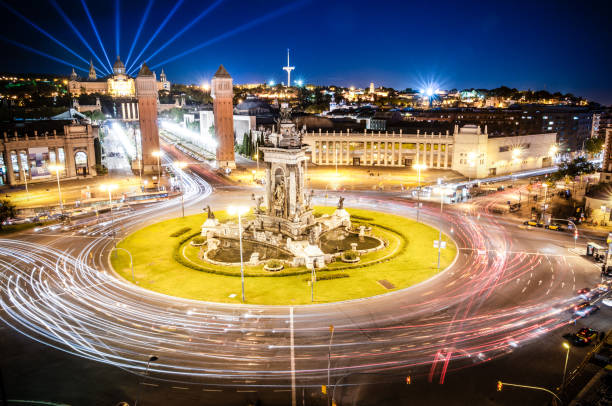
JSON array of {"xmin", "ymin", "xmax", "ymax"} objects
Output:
[{"xmin": 499, "ymin": 146, "xmax": 510, "ymax": 152}]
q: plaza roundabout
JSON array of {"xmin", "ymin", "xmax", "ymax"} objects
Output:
[
  {"xmin": 109, "ymin": 207, "xmax": 456, "ymax": 305},
  {"xmin": 0, "ymin": 163, "xmax": 600, "ymax": 403}
]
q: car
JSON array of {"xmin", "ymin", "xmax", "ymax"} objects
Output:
[
  {"xmin": 602, "ymin": 298, "xmax": 612, "ymax": 307},
  {"xmin": 523, "ymin": 219, "xmax": 543, "ymax": 227},
  {"xmin": 577, "ymin": 288, "xmax": 591, "ymax": 294},
  {"xmin": 546, "ymin": 223, "xmax": 564, "ymax": 231},
  {"xmin": 563, "ymin": 333, "xmax": 591, "ymax": 347},
  {"xmin": 570, "ymin": 301, "xmax": 591, "ymax": 313},
  {"xmin": 576, "ymin": 328, "xmax": 599, "ymax": 342},
  {"xmin": 575, "ymin": 305, "xmax": 600, "ymax": 318}
]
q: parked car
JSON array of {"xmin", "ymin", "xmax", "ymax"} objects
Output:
[{"xmin": 545, "ymin": 223, "xmax": 564, "ymax": 231}]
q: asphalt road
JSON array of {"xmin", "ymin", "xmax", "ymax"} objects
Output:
[{"xmin": 0, "ymin": 161, "xmax": 610, "ymax": 406}]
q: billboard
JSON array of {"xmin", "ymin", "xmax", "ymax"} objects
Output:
[{"xmin": 27, "ymin": 147, "xmax": 51, "ymax": 179}]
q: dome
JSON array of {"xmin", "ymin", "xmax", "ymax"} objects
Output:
[{"xmin": 113, "ymin": 56, "xmax": 125, "ymax": 75}]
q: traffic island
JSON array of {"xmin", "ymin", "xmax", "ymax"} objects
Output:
[{"xmin": 110, "ymin": 207, "xmax": 456, "ymax": 305}]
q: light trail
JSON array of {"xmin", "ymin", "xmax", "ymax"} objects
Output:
[
  {"xmin": 48, "ymin": 0, "xmax": 111, "ymax": 75},
  {"xmin": 0, "ymin": 35, "xmax": 88, "ymax": 73},
  {"xmin": 149, "ymin": 0, "xmax": 310, "ymax": 70},
  {"xmin": 0, "ymin": 0, "xmax": 90, "ymax": 67},
  {"xmin": 115, "ymin": 0, "xmax": 120, "ymax": 58},
  {"xmin": 80, "ymin": 0, "xmax": 113, "ymax": 72},
  {"xmin": 125, "ymin": 0, "xmax": 155, "ymax": 67},
  {"xmin": 126, "ymin": 0, "xmax": 186, "ymax": 73},
  {"xmin": 140, "ymin": 0, "xmax": 225, "ymax": 65},
  {"xmin": 0, "ymin": 172, "xmax": 596, "ymax": 390}
]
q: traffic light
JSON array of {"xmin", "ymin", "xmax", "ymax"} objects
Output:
[
  {"xmin": 497, "ymin": 381, "xmax": 503, "ymax": 392},
  {"xmin": 321, "ymin": 385, "xmax": 327, "ymax": 395},
  {"xmin": 406, "ymin": 376, "xmax": 411, "ymax": 385}
]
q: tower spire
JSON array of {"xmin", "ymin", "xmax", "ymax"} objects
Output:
[{"xmin": 282, "ymin": 48, "xmax": 294, "ymax": 87}]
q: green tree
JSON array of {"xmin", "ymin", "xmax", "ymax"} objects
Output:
[
  {"xmin": 0, "ymin": 199, "xmax": 16, "ymax": 230},
  {"xmin": 585, "ymin": 137, "xmax": 605, "ymax": 156}
]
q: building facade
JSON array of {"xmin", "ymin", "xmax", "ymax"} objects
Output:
[
  {"xmin": 212, "ymin": 65, "xmax": 235, "ymax": 169},
  {"xmin": 68, "ymin": 56, "xmax": 170, "ymax": 97},
  {"xmin": 0, "ymin": 121, "xmax": 98, "ymax": 186},
  {"xmin": 302, "ymin": 125, "xmax": 556, "ymax": 178}
]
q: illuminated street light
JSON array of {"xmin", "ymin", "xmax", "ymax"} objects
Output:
[
  {"xmin": 228, "ymin": 205, "xmax": 250, "ymax": 302},
  {"xmin": 151, "ymin": 150, "xmax": 162, "ymax": 190},
  {"xmin": 562, "ymin": 342, "xmax": 570, "ymax": 387},
  {"xmin": 48, "ymin": 164, "xmax": 64, "ymax": 213},
  {"xmin": 549, "ymin": 145, "xmax": 558, "ymax": 157},
  {"xmin": 413, "ymin": 164, "xmax": 427, "ymax": 222}
]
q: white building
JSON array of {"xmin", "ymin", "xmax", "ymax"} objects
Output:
[{"xmin": 301, "ymin": 124, "xmax": 557, "ymax": 179}]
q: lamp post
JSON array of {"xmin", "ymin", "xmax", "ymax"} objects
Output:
[
  {"xmin": 100, "ymin": 183, "xmax": 118, "ymax": 246},
  {"xmin": 176, "ymin": 162, "xmax": 187, "ymax": 218},
  {"xmin": 562, "ymin": 342, "xmax": 570, "ymax": 388},
  {"xmin": 436, "ymin": 181, "xmax": 447, "ymax": 269},
  {"xmin": 152, "ymin": 150, "xmax": 162, "ymax": 191},
  {"xmin": 134, "ymin": 355, "xmax": 158, "ymax": 406},
  {"xmin": 328, "ymin": 324, "xmax": 334, "ymax": 406},
  {"xmin": 414, "ymin": 164, "xmax": 426, "ymax": 222},
  {"xmin": 48, "ymin": 164, "xmax": 64, "ymax": 214},
  {"xmin": 22, "ymin": 165, "xmax": 29, "ymax": 200},
  {"xmin": 111, "ymin": 247, "xmax": 134, "ymax": 282},
  {"xmin": 228, "ymin": 205, "xmax": 249, "ymax": 302}
]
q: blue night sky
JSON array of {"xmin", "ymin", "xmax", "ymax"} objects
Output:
[{"xmin": 0, "ymin": 0, "xmax": 611, "ymax": 104}]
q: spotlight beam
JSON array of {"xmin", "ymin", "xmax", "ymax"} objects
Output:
[
  {"xmin": 141, "ymin": 0, "xmax": 224, "ymax": 65},
  {"xmin": 126, "ymin": 0, "xmax": 185, "ymax": 73},
  {"xmin": 0, "ymin": 0, "xmax": 89, "ymax": 67},
  {"xmin": 80, "ymin": 0, "xmax": 113, "ymax": 72},
  {"xmin": 150, "ymin": 0, "xmax": 310, "ymax": 70},
  {"xmin": 0, "ymin": 35, "xmax": 87, "ymax": 73},
  {"xmin": 125, "ymin": 0, "xmax": 154, "ymax": 67},
  {"xmin": 115, "ymin": 0, "xmax": 120, "ymax": 58},
  {"xmin": 48, "ymin": 0, "xmax": 111, "ymax": 75}
]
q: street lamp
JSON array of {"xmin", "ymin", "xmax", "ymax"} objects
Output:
[
  {"xmin": 134, "ymin": 355, "xmax": 158, "ymax": 406},
  {"xmin": 413, "ymin": 164, "xmax": 427, "ymax": 222},
  {"xmin": 151, "ymin": 150, "xmax": 162, "ymax": 191},
  {"xmin": 228, "ymin": 205, "xmax": 249, "ymax": 302},
  {"xmin": 100, "ymin": 183, "xmax": 118, "ymax": 246},
  {"xmin": 435, "ymin": 181, "xmax": 448, "ymax": 269},
  {"xmin": 562, "ymin": 342, "xmax": 570, "ymax": 388},
  {"xmin": 328, "ymin": 324, "xmax": 334, "ymax": 406},
  {"xmin": 176, "ymin": 162, "xmax": 187, "ymax": 218},
  {"xmin": 111, "ymin": 247, "xmax": 134, "ymax": 282},
  {"xmin": 48, "ymin": 164, "xmax": 64, "ymax": 214},
  {"xmin": 21, "ymin": 165, "xmax": 29, "ymax": 200}
]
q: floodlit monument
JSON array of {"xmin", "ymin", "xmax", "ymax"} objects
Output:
[
  {"xmin": 212, "ymin": 65, "xmax": 236, "ymax": 169},
  {"xmin": 201, "ymin": 106, "xmax": 379, "ymax": 269},
  {"xmin": 135, "ymin": 62, "xmax": 161, "ymax": 175}
]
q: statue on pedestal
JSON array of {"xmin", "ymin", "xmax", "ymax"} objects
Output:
[
  {"xmin": 337, "ymin": 196, "xmax": 345, "ymax": 210},
  {"xmin": 204, "ymin": 205, "xmax": 215, "ymax": 219}
]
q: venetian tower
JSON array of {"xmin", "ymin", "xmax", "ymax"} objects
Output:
[
  {"xmin": 135, "ymin": 62, "xmax": 161, "ymax": 175},
  {"xmin": 212, "ymin": 65, "xmax": 235, "ymax": 169}
]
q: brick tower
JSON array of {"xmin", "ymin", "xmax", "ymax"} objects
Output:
[
  {"xmin": 212, "ymin": 65, "xmax": 235, "ymax": 169},
  {"xmin": 135, "ymin": 62, "xmax": 160, "ymax": 175}
]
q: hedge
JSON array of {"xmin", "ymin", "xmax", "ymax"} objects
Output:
[{"xmin": 170, "ymin": 227, "xmax": 191, "ymax": 237}]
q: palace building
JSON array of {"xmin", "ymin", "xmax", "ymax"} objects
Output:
[
  {"xmin": 67, "ymin": 56, "xmax": 170, "ymax": 98},
  {"xmin": 300, "ymin": 124, "xmax": 557, "ymax": 178}
]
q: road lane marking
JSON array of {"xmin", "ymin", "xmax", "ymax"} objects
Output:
[
  {"xmin": 172, "ymin": 386, "xmax": 189, "ymax": 390},
  {"xmin": 290, "ymin": 306, "xmax": 296, "ymax": 406},
  {"xmin": 141, "ymin": 382, "xmax": 158, "ymax": 387}
]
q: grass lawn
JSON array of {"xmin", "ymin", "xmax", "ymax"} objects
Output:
[{"xmin": 111, "ymin": 207, "xmax": 456, "ymax": 305}]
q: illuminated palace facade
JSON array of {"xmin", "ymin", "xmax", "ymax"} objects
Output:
[
  {"xmin": 303, "ymin": 125, "xmax": 557, "ymax": 178},
  {"xmin": 67, "ymin": 56, "xmax": 170, "ymax": 98}
]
